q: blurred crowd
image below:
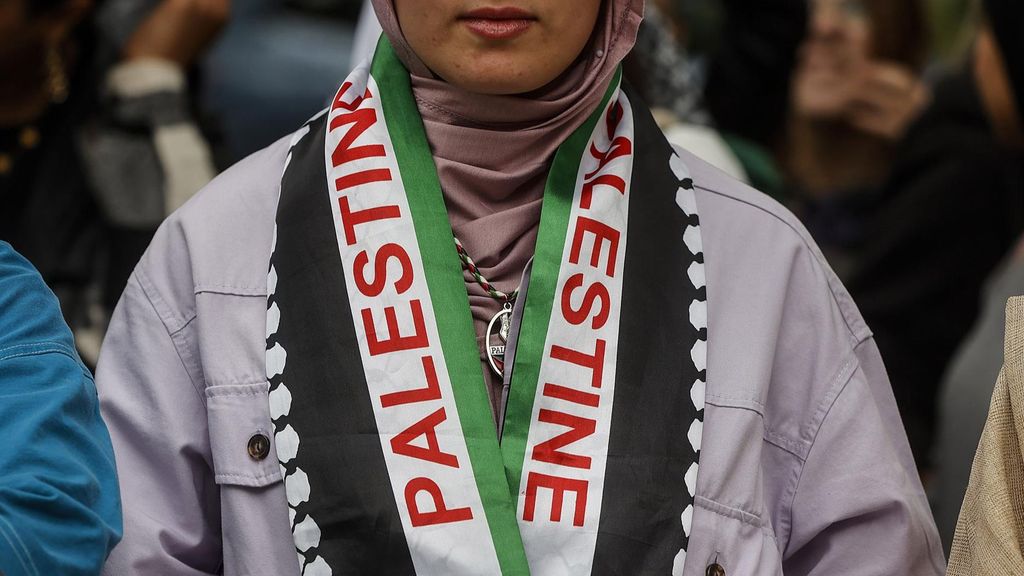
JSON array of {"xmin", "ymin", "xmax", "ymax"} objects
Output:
[{"xmin": 2, "ymin": 0, "xmax": 1021, "ymax": 555}]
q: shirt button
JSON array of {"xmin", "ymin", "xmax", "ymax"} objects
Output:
[
  {"xmin": 706, "ymin": 563, "xmax": 726, "ymax": 576},
  {"xmin": 247, "ymin": 433, "xmax": 271, "ymax": 461}
]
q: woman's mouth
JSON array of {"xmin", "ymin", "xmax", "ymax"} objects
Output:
[{"xmin": 459, "ymin": 7, "xmax": 537, "ymax": 40}]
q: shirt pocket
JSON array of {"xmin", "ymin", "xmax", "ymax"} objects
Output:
[{"xmin": 205, "ymin": 382, "xmax": 283, "ymax": 487}]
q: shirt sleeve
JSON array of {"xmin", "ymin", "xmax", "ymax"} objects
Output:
[
  {"xmin": 781, "ymin": 337, "xmax": 946, "ymax": 574},
  {"xmin": 0, "ymin": 248, "xmax": 122, "ymax": 576},
  {"xmin": 97, "ymin": 271, "xmax": 222, "ymax": 575}
]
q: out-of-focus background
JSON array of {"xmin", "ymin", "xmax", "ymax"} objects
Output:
[{"xmin": 2, "ymin": 0, "xmax": 1021, "ymax": 554}]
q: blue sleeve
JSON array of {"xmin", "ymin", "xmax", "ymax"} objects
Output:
[{"xmin": 0, "ymin": 242, "xmax": 122, "ymax": 576}]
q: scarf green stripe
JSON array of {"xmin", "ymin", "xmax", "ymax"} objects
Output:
[
  {"xmin": 499, "ymin": 70, "xmax": 621, "ymax": 498},
  {"xmin": 373, "ymin": 37, "xmax": 622, "ymax": 574},
  {"xmin": 372, "ymin": 38, "xmax": 530, "ymax": 575}
]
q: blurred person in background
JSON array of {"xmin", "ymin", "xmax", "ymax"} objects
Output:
[
  {"xmin": 195, "ymin": 0, "xmax": 362, "ymax": 162},
  {"xmin": 627, "ymin": 0, "xmax": 809, "ymax": 195},
  {"xmin": 0, "ymin": 241, "xmax": 121, "ymax": 575},
  {"xmin": 624, "ymin": 0, "xmax": 709, "ymax": 128},
  {"xmin": 624, "ymin": 0, "xmax": 749, "ymax": 183},
  {"xmin": 701, "ymin": 0, "xmax": 806, "ymax": 176},
  {"xmin": 843, "ymin": 0, "xmax": 1024, "ymax": 474},
  {"xmin": 0, "ymin": 0, "xmax": 222, "ymax": 365},
  {"xmin": 931, "ymin": 0, "xmax": 1024, "ymax": 551},
  {"xmin": 942, "ymin": 8, "xmax": 1024, "ymax": 560},
  {"xmin": 783, "ymin": 0, "xmax": 930, "ymax": 277},
  {"xmin": 1, "ymin": 0, "xmax": 101, "ymax": 352}
]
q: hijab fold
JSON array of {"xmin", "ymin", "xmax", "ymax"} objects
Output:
[{"xmin": 370, "ymin": 0, "xmax": 643, "ymax": 415}]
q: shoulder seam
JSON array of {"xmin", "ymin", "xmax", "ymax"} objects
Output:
[
  {"xmin": 135, "ymin": 265, "xmax": 196, "ymax": 336},
  {"xmin": 695, "ymin": 184, "xmax": 803, "ymax": 239},
  {"xmin": 0, "ymin": 342, "xmax": 92, "ymax": 382},
  {"xmin": 0, "ymin": 341, "xmax": 75, "ymax": 362},
  {"xmin": 132, "ymin": 268, "xmax": 206, "ymax": 403},
  {"xmin": 695, "ymin": 183, "xmax": 870, "ymax": 344}
]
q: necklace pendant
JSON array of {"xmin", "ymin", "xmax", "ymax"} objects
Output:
[
  {"xmin": 486, "ymin": 302, "xmax": 515, "ymax": 377},
  {"xmin": 499, "ymin": 302, "xmax": 512, "ymax": 342}
]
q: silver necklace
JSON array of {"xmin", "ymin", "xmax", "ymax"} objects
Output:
[{"xmin": 454, "ymin": 236, "xmax": 519, "ymax": 377}]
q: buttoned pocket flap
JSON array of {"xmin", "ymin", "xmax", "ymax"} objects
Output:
[{"xmin": 206, "ymin": 382, "xmax": 282, "ymax": 487}]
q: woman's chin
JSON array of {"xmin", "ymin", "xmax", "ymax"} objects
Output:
[{"xmin": 438, "ymin": 65, "xmax": 559, "ymax": 96}]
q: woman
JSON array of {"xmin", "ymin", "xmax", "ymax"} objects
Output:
[
  {"xmin": 0, "ymin": 0, "xmax": 222, "ymax": 365},
  {"xmin": 96, "ymin": 1, "xmax": 944, "ymax": 574},
  {"xmin": 784, "ymin": 0, "xmax": 928, "ymax": 276},
  {"xmin": 841, "ymin": 6, "xmax": 1024, "ymax": 473}
]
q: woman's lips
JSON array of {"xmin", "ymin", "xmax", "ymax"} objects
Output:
[{"xmin": 460, "ymin": 7, "xmax": 536, "ymax": 40}]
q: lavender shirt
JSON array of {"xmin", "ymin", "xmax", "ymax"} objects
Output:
[{"xmin": 96, "ymin": 135, "xmax": 945, "ymax": 575}]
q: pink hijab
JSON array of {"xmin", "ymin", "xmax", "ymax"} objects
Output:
[{"xmin": 370, "ymin": 0, "xmax": 644, "ymax": 418}]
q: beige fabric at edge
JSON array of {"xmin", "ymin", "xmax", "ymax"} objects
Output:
[{"xmin": 948, "ymin": 296, "xmax": 1024, "ymax": 574}]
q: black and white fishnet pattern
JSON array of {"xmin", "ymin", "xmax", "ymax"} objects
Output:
[
  {"xmin": 266, "ymin": 122, "xmax": 334, "ymax": 576},
  {"xmin": 670, "ymin": 152, "xmax": 707, "ymax": 575}
]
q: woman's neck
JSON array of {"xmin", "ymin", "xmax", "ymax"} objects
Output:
[{"xmin": 784, "ymin": 118, "xmax": 894, "ymax": 198}]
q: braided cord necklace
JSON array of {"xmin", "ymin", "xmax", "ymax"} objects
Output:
[
  {"xmin": 453, "ymin": 236, "xmax": 520, "ymax": 376},
  {"xmin": 453, "ymin": 236, "xmax": 519, "ymax": 304}
]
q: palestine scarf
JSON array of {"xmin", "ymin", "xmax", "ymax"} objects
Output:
[{"xmin": 266, "ymin": 39, "xmax": 707, "ymax": 576}]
